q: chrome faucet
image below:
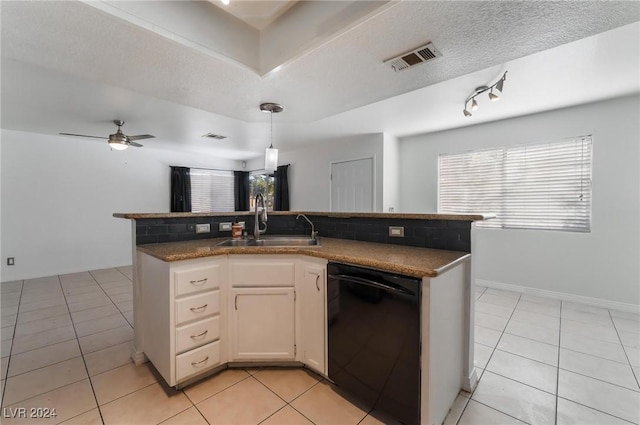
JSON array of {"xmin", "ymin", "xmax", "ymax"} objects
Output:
[
  {"xmin": 296, "ymin": 214, "xmax": 318, "ymax": 240},
  {"xmin": 254, "ymin": 193, "xmax": 268, "ymax": 240}
]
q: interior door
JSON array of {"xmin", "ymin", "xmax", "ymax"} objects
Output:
[{"xmin": 330, "ymin": 158, "xmax": 373, "ymax": 212}]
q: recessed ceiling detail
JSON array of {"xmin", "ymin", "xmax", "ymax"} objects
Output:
[{"xmin": 384, "ymin": 42, "xmax": 442, "ymax": 72}]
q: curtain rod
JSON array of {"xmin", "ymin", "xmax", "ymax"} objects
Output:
[{"xmin": 171, "ymin": 163, "xmax": 290, "ymax": 173}]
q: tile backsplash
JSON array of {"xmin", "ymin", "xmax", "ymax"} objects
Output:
[{"xmin": 135, "ymin": 214, "xmax": 471, "ymax": 252}]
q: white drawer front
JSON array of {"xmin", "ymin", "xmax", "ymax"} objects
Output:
[
  {"xmin": 175, "ymin": 340, "xmax": 221, "ymax": 382},
  {"xmin": 230, "ymin": 261, "xmax": 295, "ymax": 287},
  {"xmin": 175, "ymin": 316, "xmax": 220, "ymax": 354},
  {"xmin": 175, "ymin": 264, "xmax": 220, "ymax": 297},
  {"xmin": 175, "ymin": 290, "xmax": 219, "ymax": 325}
]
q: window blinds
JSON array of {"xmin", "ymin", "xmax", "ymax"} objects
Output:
[
  {"xmin": 190, "ymin": 169, "xmax": 235, "ymax": 213},
  {"xmin": 438, "ymin": 136, "xmax": 592, "ymax": 232}
]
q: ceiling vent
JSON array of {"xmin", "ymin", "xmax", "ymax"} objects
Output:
[
  {"xmin": 384, "ymin": 42, "xmax": 442, "ymax": 72},
  {"xmin": 202, "ymin": 133, "xmax": 227, "ymax": 140}
]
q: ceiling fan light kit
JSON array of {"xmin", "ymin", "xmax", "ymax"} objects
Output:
[
  {"xmin": 60, "ymin": 120, "xmax": 155, "ymax": 150},
  {"xmin": 463, "ymin": 71, "xmax": 508, "ymax": 117},
  {"xmin": 260, "ymin": 102, "xmax": 283, "ymax": 172}
]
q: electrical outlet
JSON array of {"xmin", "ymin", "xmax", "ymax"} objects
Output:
[
  {"xmin": 7, "ymin": 257, "xmax": 15, "ymax": 266},
  {"xmin": 219, "ymin": 222, "xmax": 232, "ymax": 231},
  {"xmin": 195, "ymin": 223, "xmax": 211, "ymax": 234},
  {"xmin": 389, "ymin": 226, "xmax": 405, "ymax": 237}
]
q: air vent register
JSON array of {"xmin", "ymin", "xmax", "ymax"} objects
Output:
[{"xmin": 384, "ymin": 42, "xmax": 442, "ymax": 72}]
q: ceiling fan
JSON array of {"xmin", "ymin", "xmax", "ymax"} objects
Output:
[{"xmin": 60, "ymin": 120, "xmax": 155, "ymax": 150}]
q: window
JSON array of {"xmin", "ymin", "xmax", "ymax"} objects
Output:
[
  {"xmin": 190, "ymin": 169, "xmax": 235, "ymax": 212},
  {"xmin": 439, "ymin": 136, "xmax": 592, "ymax": 232},
  {"xmin": 249, "ymin": 172, "xmax": 275, "ymax": 211}
]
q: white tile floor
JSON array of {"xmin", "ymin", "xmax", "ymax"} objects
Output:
[{"xmin": 1, "ymin": 268, "xmax": 639, "ymax": 424}]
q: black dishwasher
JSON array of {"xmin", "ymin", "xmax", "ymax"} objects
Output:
[{"xmin": 327, "ymin": 262, "xmax": 421, "ymax": 425}]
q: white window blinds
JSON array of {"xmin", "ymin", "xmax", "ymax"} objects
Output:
[
  {"xmin": 439, "ymin": 136, "xmax": 592, "ymax": 232},
  {"xmin": 190, "ymin": 169, "xmax": 235, "ymax": 213}
]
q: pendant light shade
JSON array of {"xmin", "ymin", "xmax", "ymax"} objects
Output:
[
  {"xmin": 265, "ymin": 144, "xmax": 278, "ymax": 171},
  {"xmin": 260, "ymin": 102, "xmax": 283, "ymax": 172}
]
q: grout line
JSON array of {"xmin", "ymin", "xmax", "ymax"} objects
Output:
[
  {"xmin": 559, "ymin": 345, "xmax": 633, "ymax": 367},
  {"xmin": 5, "ymin": 352, "xmax": 83, "ymax": 380},
  {"xmin": 556, "ymin": 368, "xmax": 640, "ymax": 393},
  {"xmin": 468, "ymin": 399, "xmax": 532, "ymax": 425},
  {"xmin": 555, "ymin": 300, "xmax": 562, "ymax": 425},
  {"xmin": 555, "ymin": 395, "xmax": 637, "ymax": 425},
  {"xmin": 95, "ymin": 381, "xmax": 157, "ymax": 409},
  {"xmin": 0, "ymin": 279, "xmax": 24, "ymax": 408},
  {"xmin": 482, "ymin": 370, "xmax": 558, "ymax": 397},
  {"xmin": 56, "ymin": 274, "xmax": 106, "ymax": 425},
  {"xmin": 450, "ymin": 393, "xmax": 472, "ymax": 425},
  {"xmin": 609, "ymin": 309, "xmax": 640, "ymax": 390},
  {"xmin": 158, "ymin": 405, "xmax": 207, "ymax": 425},
  {"xmin": 183, "ymin": 369, "xmax": 252, "ymax": 406},
  {"xmin": 466, "ymin": 293, "xmax": 533, "ymax": 414}
]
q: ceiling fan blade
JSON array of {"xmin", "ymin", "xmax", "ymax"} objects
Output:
[
  {"xmin": 127, "ymin": 134, "xmax": 155, "ymax": 141},
  {"xmin": 59, "ymin": 133, "xmax": 108, "ymax": 139},
  {"xmin": 128, "ymin": 141, "xmax": 144, "ymax": 148}
]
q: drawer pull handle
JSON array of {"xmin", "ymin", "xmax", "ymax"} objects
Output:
[
  {"xmin": 190, "ymin": 304, "xmax": 208, "ymax": 312},
  {"xmin": 191, "ymin": 356, "xmax": 209, "ymax": 367},
  {"xmin": 189, "ymin": 278, "xmax": 208, "ymax": 285},
  {"xmin": 235, "ymin": 295, "xmax": 238, "ymax": 310},
  {"xmin": 190, "ymin": 330, "xmax": 208, "ymax": 339}
]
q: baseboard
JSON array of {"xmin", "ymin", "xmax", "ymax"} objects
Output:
[
  {"xmin": 476, "ymin": 279, "xmax": 640, "ymax": 314},
  {"xmin": 462, "ymin": 368, "xmax": 479, "ymax": 393},
  {"xmin": 130, "ymin": 346, "xmax": 148, "ymax": 366}
]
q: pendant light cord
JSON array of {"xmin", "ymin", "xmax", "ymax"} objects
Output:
[{"xmin": 270, "ymin": 111, "xmax": 273, "ymax": 149}]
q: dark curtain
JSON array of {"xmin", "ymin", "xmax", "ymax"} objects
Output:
[
  {"xmin": 234, "ymin": 171, "xmax": 250, "ymax": 211},
  {"xmin": 274, "ymin": 164, "xmax": 290, "ymax": 211},
  {"xmin": 170, "ymin": 166, "xmax": 191, "ymax": 212}
]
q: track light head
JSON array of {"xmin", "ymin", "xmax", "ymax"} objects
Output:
[
  {"xmin": 489, "ymin": 89, "xmax": 500, "ymax": 102},
  {"xmin": 471, "ymin": 98, "xmax": 479, "ymax": 111},
  {"xmin": 463, "ymin": 108, "xmax": 472, "ymax": 117},
  {"xmin": 496, "ymin": 77, "xmax": 504, "ymax": 93}
]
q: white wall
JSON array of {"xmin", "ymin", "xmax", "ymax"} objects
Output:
[
  {"xmin": 0, "ymin": 130, "xmax": 240, "ymax": 281},
  {"xmin": 249, "ymin": 133, "xmax": 384, "ymax": 211},
  {"xmin": 382, "ymin": 133, "xmax": 399, "ymax": 213},
  {"xmin": 399, "ymin": 95, "xmax": 640, "ymax": 306}
]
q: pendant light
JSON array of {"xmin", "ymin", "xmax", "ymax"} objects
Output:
[{"xmin": 260, "ymin": 102, "xmax": 283, "ymax": 171}]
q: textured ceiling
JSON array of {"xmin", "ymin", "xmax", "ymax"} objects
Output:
[{"xmin": 1, "ymin": 1, "xmax": 639, "ymax": 159}]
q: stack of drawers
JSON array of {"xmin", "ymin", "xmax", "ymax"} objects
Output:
[{"xmin": 173, "ymin": 265, "xmax": 222, "ymax": 383}]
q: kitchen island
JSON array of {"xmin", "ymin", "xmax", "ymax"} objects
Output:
[{"xmin": 116, "ymin": 211, "xmax": 489, "ymax": 425}]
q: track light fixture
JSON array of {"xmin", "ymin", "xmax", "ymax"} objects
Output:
[{"xmin": 462, "ymin": 71, "xmax": 508, "ymax": 117}]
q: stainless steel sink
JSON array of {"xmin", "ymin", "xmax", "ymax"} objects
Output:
[{"xmin": 216, "ymin": 236, "xmax": 321, "ymax": 247}]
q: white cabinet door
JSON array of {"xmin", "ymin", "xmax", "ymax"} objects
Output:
[
  {"xmin": 231, "ymin": 287, "xmax": 295, "ymax": 360},
  {"xmin": 299, "ymin": 263, "xmax": 326, "ymax": 375}
]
